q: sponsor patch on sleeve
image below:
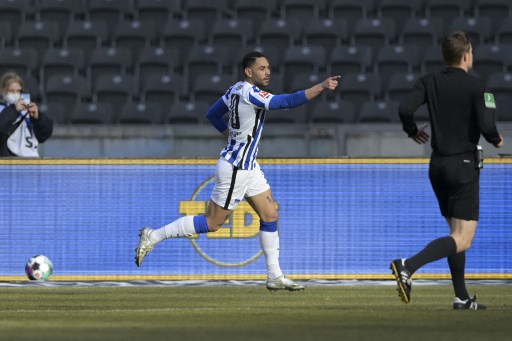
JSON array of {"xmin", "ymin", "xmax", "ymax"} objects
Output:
[
  {"xmin": 258, "ymin": 91, "xmax": 271, "ymax": 99},
  {"xmin": 484, "ymin": 92, "xmax": 496, "ymax": 109}
]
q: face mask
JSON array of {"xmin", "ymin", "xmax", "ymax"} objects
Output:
[{"xmin": 5, "ymin": 93, "xmax": 20, "ymax": 105}]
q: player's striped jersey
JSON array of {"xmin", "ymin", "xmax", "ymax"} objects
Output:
[{"xmin": 219, "ymin": 81, "xmax": 275, "ymax": 170}]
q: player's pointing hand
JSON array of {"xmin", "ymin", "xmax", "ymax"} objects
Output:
[{"xmin": 322, "ymin": 75, "xmax": 341, "ymax": 91}]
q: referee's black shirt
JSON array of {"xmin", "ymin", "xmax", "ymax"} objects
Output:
[{"xmin": 398, "ymin": 67, "xmax": 501, "ymax": 156}]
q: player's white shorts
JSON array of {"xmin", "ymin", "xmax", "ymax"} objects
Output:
[{"xmin": 211, "ymin": 157, "xmax": 270, "ymax": 210}]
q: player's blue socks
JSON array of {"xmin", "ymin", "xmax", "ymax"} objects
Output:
[
  {"xmin": 260, "ymin": 220, "xmax": 278, "ymax": 232},
  {"xmin": 193, "ymin": 215, "xmax": 210, "ymax": 234}
]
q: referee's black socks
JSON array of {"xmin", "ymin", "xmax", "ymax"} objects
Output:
[{"xmin": 405, "ymin": 236, "xmax": 457, "ymax": 274}]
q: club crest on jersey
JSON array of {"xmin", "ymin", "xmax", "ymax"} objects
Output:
[{"xmin": 258, "ymin": 91, "xmax": 270, "ymax": 99}]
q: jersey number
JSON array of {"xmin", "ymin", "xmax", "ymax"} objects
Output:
[{"xmin": 229, "ymin": 94, "xmax": 240, "ymax": 129}]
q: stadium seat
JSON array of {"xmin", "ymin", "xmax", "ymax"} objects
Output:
[
  {"xmin": 424, "ymin": 0, "xmax": 472, "ymax": 28},
  {"xmin": 167, "ymin": 100, "xmax": 210, "ymax": 124},
  {"xmin": 182, "ymin": 0, "xmax": 230, "ymax": 32},
  {"xmin": 375, "ymin": 45, "xmax": 420, "ymax": 83},
  {"xmin": 280, "ymin": 0, "xmax": 325, "ymax": 22},
  {"xmin": 135, "ymin": 46, "xmax": 178, "ymax": 85},
  {"xmin": 0, "ymin": 48, "xmax": 38, "ymax": 78},
  {"xmin": 385, "ymin": 72, "xmax": 419, "ymax": 103},
  {"xmin": 282, "ymin": 46, "xmax": 326, "ymax": 89},
  {"xmin": 351, "ymin": 18, "xmax": 396, "ymax": 52},
  {"xmin": 87, "ymin": 0, "xmax": 133, "ymax": 37},
  {"xmin": 70, "ymin": 102, "xmax": 114, "ymax": 124},
  {"xmin": 184, "ymin": 45, "xmax": 228, "ymax": 92},
  {"xmin": 117, "ymin": 101, "xmax": 162, "ymax": 124},
  {"xmin": 88, "ymin": 47, "xmax": 133, "ymax": 89},
  {"xmin": 303, "ymin": 19, "xmax": 349, "ymax": 57},
  {"xmin": 339, "ymin": 73, "xmax": 382, "ymax": 114},
  {"xmin": 39, "ymin": 101, "xmax": 67, "ymax": 125},
  {"xmin": 399, "ymin": 17, "xmax": 444, "ymax": 54},
  {"xmin": 328, "ymin": 0, "xmax": 376, "ymax": 30},
  {"xmin": 267, "ymin": 105, "xmax": 308, "ymax": 124},
  {"xmin": 447, "ymin": 17, "xmax": 492, "ymax": 47},
  {"xmin": 486, "ymin": 72, "xmax": 512, "ymax": 121},
  {"xmin": 36, "ymin": 0, "xmax": 86, "ymax": 33},
  {"xmin": 474, "ymin": 0, "xmax": 512, "ymax": 33},
  {"xmin": 161, "ymin": 19, "xmax": 206, "ymax": 67},
  {"xmin": 473, "ymin": 44, "xmax": 512, "ymax": 83},
  {"xmin": 495, "ymin": 18, "xmax": 512, "ymax": 44},
  {"xmin": 135, "ymin": 0, "xmax": 181, "ymax": 29},
  {"xmin": 16, "ymin": 20, "xmax": 61, "ymax": 63},
  {"xmin": 328, "ymin": 45, "xmax": 373, "ymax": 76},
  {"xmin": 420, "ymin": 45, "xmax": 445, "ymax": 74},
  {"xmin": 309, "ymin": 98, "xmax": 356, "ymax": 123},
  {"xmin": 64, "ymin": 20, "xmax": 109, "ymax": 63},
  {"xmin": 112, "ymin": 19, "xmax": 157, "ymax": 60},
  {"xmin": 0, "ymin": 21, "xmax": 12, "ymax": 47},
  {"xmin": 257, "ymin": 18, "xmax": 301, "ymax": 53},
  {"xmin": 40, "ymin": 48, "xmax": 85, "ymax": 88},
  {"xmin": 45, "ymin": 74, "xmax": 89, "ymax": 109},
  {"xmin": 233, "ymin": 0, "xmax": 276, "ymax": 35},
  {"xmin": 377, "ymin": 0, "xmax": 423, "ymax": 32},
  {"xmin": 192, "ymin": 73, "xmax": 234, "ymax": 104},
  {"xmin": 0, "ymin": 0, "xmax": 32, "ymax": 31},
  {"xmin": 93, "ymin": 74, "xmax": 137, "ymax": 110},
  {"xmin": 358, "ymin": 100, "xmax": 400, "ymax": 123},
  {"xmin": 208, "ymin": 19, "xmax": 253, "ymax": 50},
  {"xmin": 141, "ymin": 73, "xmax": 183, "ymax": 116}
]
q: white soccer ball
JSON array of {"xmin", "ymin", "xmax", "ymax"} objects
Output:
[{"xmin": 25, "ymin": 255, "xmax": 54, "ymax": 281}]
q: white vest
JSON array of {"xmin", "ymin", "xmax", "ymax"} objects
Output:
[{"xmin": 7, "ymin": 112, "xmax": 39, "ymax": 157}]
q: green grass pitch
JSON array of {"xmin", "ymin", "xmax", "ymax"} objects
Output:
[{"xmin": 0, "ymin": 284, "xmax": 511, "ymax": 341}]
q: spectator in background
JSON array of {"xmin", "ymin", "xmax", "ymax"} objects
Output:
[{"xmin": 0, "ymin": 71, "xmax": 53, "ymax": 157}]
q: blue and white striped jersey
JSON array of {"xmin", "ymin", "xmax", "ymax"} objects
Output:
[{"xmin": 219, "ymin": 81, "xmax": 275, "ymax": 170}]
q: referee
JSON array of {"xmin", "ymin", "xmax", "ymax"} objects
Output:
[{"xmin": 390, "ymin": 31, "xmax": 504, "ymax": 310}]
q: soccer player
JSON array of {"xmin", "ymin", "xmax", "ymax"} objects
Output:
[
  {"xmin": 391, "ymin": 31, "xmax": 503, "ymax": 309},
  {"xmin": 135, "ymin": 51, "xmax": 340, "ymax": 291}
]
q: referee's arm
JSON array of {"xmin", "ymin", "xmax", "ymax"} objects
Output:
[
  {"xmin": 399, "ymin": 79, "xmax": 426, "ymax": 139},
  {"xmin": 474, "ymin": 86, "xmax": 503, "ymax": 147}
]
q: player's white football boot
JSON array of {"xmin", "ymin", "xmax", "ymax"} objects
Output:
[
  {"xmin": 266, "ymin": 275, "xmax": 305, "ymax": 292},
  {"xmin": 135, "ymin": 227, "xmax": 156, "ymax": 267}
]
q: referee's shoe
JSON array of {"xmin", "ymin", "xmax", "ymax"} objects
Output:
[
  {"xmin": 390, "ymin": 259, "xmax": 412, "ymax": 303},
  {"xmin": 453, "ymin": 295, "xmax": 487, "ymax": 310}
]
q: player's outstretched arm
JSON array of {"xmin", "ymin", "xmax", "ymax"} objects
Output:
[{"xmin": 305, "ymin": 75, "xmax": 341, "ymax": 101}]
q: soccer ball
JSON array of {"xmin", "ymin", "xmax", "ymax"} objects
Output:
[{"xmin": 25, "ymin": 255, "xmax": 53, "ymax": 281}]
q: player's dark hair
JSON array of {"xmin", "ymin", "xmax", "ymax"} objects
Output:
[
  {"xmin": 242, "ymin": 51, "xmax": 266, "ymax": 71},
  {"xmin": 442, "ymin": 31, "xmax": 471, "ymax": 66}
]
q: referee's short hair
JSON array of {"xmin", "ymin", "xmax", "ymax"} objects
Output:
[
  {"xmin": 242, "ymin": 51, "xmax": 267, "ymax": 71},
  {"xmin": 442, "ymin": 31, "xmax": 471, "ymax": 66}
]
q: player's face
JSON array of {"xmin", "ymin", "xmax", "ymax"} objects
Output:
[{"xmin": 247, "ymin": 57, "xmax": 270, "ymax": 88}]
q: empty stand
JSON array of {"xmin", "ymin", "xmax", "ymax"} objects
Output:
[
  {"xmin": 112, "ymin": 19, "xmax": 157, "ymax": 60},
  {"xmin": 328, "ymin": 45, "xmax": 373, "ymax": 77},
  {"xmin": 486, "ymin": 72, "xmax": 512, "ymax": 121},
  {"xmin": 118, "ymin": 101, "xmax": 162, "ymax": 124},
  {"xmin": 309, "ymin": 98, "xmax": 356, "ymax": 124},
  {"xmin": 45, "ymin": 74, "xmax": 89, "ymax": 108},
  {"xmin": 70, "ymin": 102, "xmax": 114, "ymax": 124},
  {"xmin": 40, "ymin": 48, "xmax": 85, "ymax": 87},
  {"xmin": 358, "ymin": 100, "xmax": 400, "ymax": 123},
  {"xmin": 167, "ymin": 100, "xmax": 210, "ymax": 124},
  {"xmin": 93, "ymin": 74, "xmax": 137, "ymax": 110},
  {"xmin": 375, "ymin": 45, "xmax": 420, "ymax": 83},
  {"xmin": 192, "ymin": 73, "xmax": 234, "ymax": 104},
  {"xmin": 303, "ymin": 19, "xmax": 349, "ymax": 57}
]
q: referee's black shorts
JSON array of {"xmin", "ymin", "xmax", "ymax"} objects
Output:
[{"xmin": 429, "ymin": 151, "xmax": 480, "ymax": 221}]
